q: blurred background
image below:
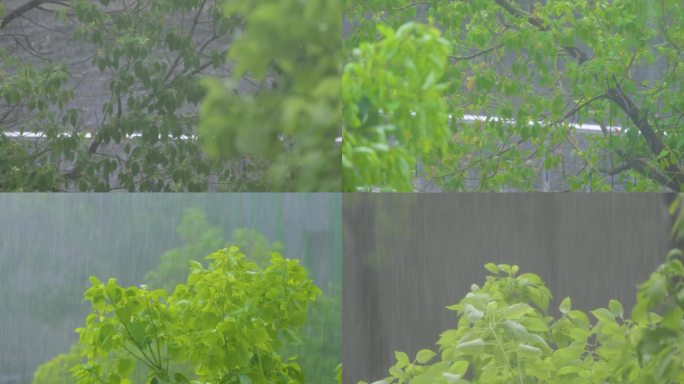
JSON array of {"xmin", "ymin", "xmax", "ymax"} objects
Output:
[
  {"xmin": 343, "ymin": 193, "xmax": 676, "ymax": 383},
  {"xmin": 0, "ymin": 193, "xmax": 341, "ymax": 383}
]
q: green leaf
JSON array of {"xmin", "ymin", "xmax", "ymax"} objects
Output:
[
  {"xmin": 501, "ymin": 319, "xmax": 528, "ymax": 340},
  {"xmin": 517, "ymin": 343, "xmax": 543, "ymax": 358},
  {"xmin": 415, "ymin": 349, "xmax": 436, "ymax": 364},
  {"xmin": 442, "ymin": 372, "xmax": 467, "ymax": 383},
  {"xmin": 484, "ymin": 263, "xmax": 499, "ymax": 274},
  {"xmin": 637, "ymin": 328, "xmax": 678, "ymax": 365},
  {"xmin": 559, "ymin": 297, "xmax": 571, "ymax": 314},
  {"xmin": 608, "ymin": 299, "xmax": 623, "ymax": 318},
  {"xmin": 591, "ymin": 308, "xmax": 615, "ymax": 323},
  {"xmin": 455, "ymin": 339, "xmax": 486, "ymax": 355},
  {"xmin": 660, "ymin": 307, "xmax": 683, "ymax": 331},
  {"xmin": 503, "ymin": 303, "xmax": 535, "ymax": 319},
  {"xmin": 116, "ymin": 358, "xmax": 134, "ymax": 378},
  {"xmin": 464, "ymin": 303, "xmax": 484, "ymax": 323},
  {"xmin": 646, "ymin": 274, "xmax": 667, "ymax": 303},
  {"xmin": 448, "ymin": 361, "xmax": 469, "ymax": 376},
  {"xmin": 395, "ymin": 351, "xmax": 409, "ymax": 367}
]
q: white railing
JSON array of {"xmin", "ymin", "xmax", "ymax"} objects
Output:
[
  {"xmin": 3, "ymin": 132, "xmax": 197, "ymax": 140},
  {"xmin": 4, "ymin": 131, "xmax": 346, "ymax": 144},
  {"xmin": 338, "ymin": 112, "xmax": 622, "ymax": 143},
  {"xmin": 458, "ymin": 113, "xmax": 621, "ymax": 133},
  {"xmin": 4, "ymin": 112, "xmax": 617, "ymax": 143}
]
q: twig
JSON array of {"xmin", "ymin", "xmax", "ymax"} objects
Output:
[{"xmin": 448, "ymin": 44, "xmax": 504, "ymax": 63}]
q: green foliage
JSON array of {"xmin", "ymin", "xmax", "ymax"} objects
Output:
[
  {"xmin": 364, "ymin": 257, "xmax": 684, "ymax": 383},
  {"xmin": 284, "ymin": 285, "xmax": 341, "ymax": 382},
  {"xmin": 142, "ymin": 209, "xmax": 337, "ymax": 383},
  {"xmin": 344, "ymin": 0, "xmax": 684, "ymax": 191},
  {"xmin": 198, "ymin": 0, "xmax": 342, "ymax": 191},
  {"xmin": 2, "ymin": 0, "xmax": 338, "ymax": 191},
  {"xmin": 144, "ymin": 208, "xmax": 230, "ymax": 291},
  {"xmin": 0, "ymin": 47, "xmax": 73, "ymax": 190},
  {"xmin": 1, "ymin": 0, "xmax": 236, "ymax": 190},
  {"xmin": 342, "ymin": 22, "xmax": 452, "ymax": 191},
  {"xmin": 72, "ymin": 246, "xmax": 321, "ymax": 384},
  {"xmin": 145, "ymin": 208, "xmax": 283, "ymax": 291},
  {"xmin": 33, "ymin": 345, "xmax": 84, "ymax": 384},
  {"xmin": 0, "ymin": 135, "xmax": 63, "ymax": 191},
  {"xmin": 32, "ymin": 207, "xmax": 339, "ymax": 383}
]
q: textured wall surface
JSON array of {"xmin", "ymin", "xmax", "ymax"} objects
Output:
[{"xmin": 343, "ymin": 193, "xmax": 674, "ymax": 383}]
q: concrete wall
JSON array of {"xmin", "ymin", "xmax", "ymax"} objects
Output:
[{"xmin": 343, "ymin": 193, "xmax": 674, "ymax": 383}]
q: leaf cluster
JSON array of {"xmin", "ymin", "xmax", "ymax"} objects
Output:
[
  {"xmin": 72, "ymin": 246, "xmax": 321, "ymax": 384},
  {"xmin": 199, "ymin": 0, "xmax": 342, "ymax": 191},
  {"xmin": 365, "ymin": 257, "xmax": 684, "ymax": 384},
  {"xmin": 342, "ymin": 22, "xmax": 452, "ymax": 191}
]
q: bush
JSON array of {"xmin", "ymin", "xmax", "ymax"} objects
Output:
[
  {"xmin": 362, "ymin": 259, "xmax": 684, "ymax": 383},
  {"xmin": 32, "ymin": 345, "xmax": 83, "ymax": 384},
  {"xmin": 33, "ymin": 209, "xmax": 340, "ymax": 383},
  {"xmin": 72, "ymin": 246, "xmax": 321, "ymax": 384}
]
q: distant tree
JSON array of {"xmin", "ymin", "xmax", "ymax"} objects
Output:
[
  {"xmin": 343, "ymin": 0, "xmax": 684, "ymax": 192},
  {"xmin": 32, "ymin": 345, "xmax": 83, "ymax": 384},
  {"xmin": 144, "ymin": 208, "xmax": 283, "ymax": 291}
]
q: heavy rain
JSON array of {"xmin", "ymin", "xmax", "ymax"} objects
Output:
[
  {"xmin": 343, "ymin": 193, "xmax": 677, "ymax": 383},
  {"xmin": 0, "ymin": 193, "xmax": 340, "ymax": 383}
]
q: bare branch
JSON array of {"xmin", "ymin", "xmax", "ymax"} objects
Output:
[
  {"xmin": 563, "ymin": 93, "xmax": 607, "ymax": 121},
  {"xmin": 604, "ymin": 83, "xmax": 664, "ymax": 155}
]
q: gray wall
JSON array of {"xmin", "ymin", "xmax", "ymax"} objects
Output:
[{"xmin": 343, "ymin": 193, "xmax": 674, "ymax": 383}]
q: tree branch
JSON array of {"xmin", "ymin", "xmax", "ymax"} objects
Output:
[
  {"xmin": 598, "ymin": 162, "xmax": 633, "ymax": 176},
  {"xmin": 1, "ymin": 0, "xmax": 47, "ymax": 29},
  {"xmin": 563, "ymin": 93, "xmax": 607, "ymax": 121},
  {"xmin": 494, "ymin": 0, "xmax": 589, "ymax": 64},
  {"xmin": 448, "ymin": 44, "xmax": 504, "ymax": 63},
  {"xmin": 495, "ymin": 0, "xmax": 683, "ymax": 190},
  {"xmin": 604, "ymin": 83, "xmax": 664, "ymax": 155},
  {"xmin": 616, "ymin": 151, "xmax": 681, "ymax": 192}
]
